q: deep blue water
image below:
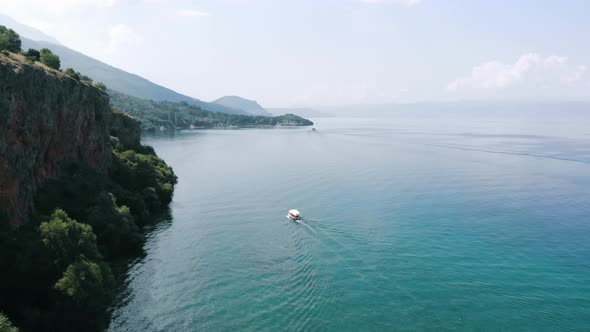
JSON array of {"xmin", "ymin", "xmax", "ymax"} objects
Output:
[{"xmin": 109, "ymin": 114, "xmax": 590, "ymax": 331}]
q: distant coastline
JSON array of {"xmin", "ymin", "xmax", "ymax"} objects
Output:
[{"xmin": 109, "ymin": 90, "xmax": 313, "ymax": 132}]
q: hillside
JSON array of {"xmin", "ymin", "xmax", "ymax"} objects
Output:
[
  {"xmin": 213, "ymin": 96, "xmax": 271, "ymax": 116},
  {"xmin": 0, "ymin": 14, "xmax": 60, "ymax": 44},
  {"xmin": 17, "ymin": 37, "xmax": 248, "ymax": 115},
  {"xmin": 109, "ymin": 90, "xmax": 313, "ymax": 131}
]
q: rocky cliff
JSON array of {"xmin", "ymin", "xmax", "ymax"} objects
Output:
[
  {"xmin": 0, "ymin": 53, "xmax": 112, "ymax": 225},
  {"xmin": 0, "ymin": 50, "xmax": 176, "ymax": 332},
  {"xmin": 110, "ymin": 110, "xmax": 141, "ymax": 150}
]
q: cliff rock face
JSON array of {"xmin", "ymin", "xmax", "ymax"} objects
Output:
[
  {"xmin": 0, "ymin": 55, "xmax": 112, "ymax": 225},
  {"xmin": 110, "ymin": 110, "xmax": 141, "ymax": 150}
]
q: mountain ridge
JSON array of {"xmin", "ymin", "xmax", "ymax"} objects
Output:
[
  {"xmin": 19, "ymin": 37, "xmax": 249, "ymax": 115},
  {"xmin": 109, "ymin": 90, "xmax": 313, "ymax": 130},
  {"xmin": 212, "ymin": 96, "xmax": 271, "ymax": 116},
  {"xmin": 0, "ymin": 14, "xmax": 60, "ymax": 44}
]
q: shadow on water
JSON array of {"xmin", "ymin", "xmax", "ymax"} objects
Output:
[{"xmin": 108, "ymin": 209, "xmax": 175, "ymax": 320}]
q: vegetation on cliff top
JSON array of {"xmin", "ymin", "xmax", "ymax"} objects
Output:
[
  {"xmin": 109, "ymin": 89, "xmax": 314, "ymax": 131},
  {"xmin": 0, "ymin": 25, "xmax": 21, "ymax": 53},
  {"xmin": 39, "ymin": 48, "xmax": 60, "ymax": 70},
  {"xmin": 0, "ymin": 25, "xmax": 107, "ymax": 91},
  {"xmin": 1, "ymin": 25, "xmax": 58, "ymax": 73}
]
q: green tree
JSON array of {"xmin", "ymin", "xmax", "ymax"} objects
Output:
[
  {"xmin": 64, "ymin": 68, "xmax": 80, "ymax": 80},
  {"xmin": 54, "ymin": 255, "xmax": 112, "ymax": 302},
  {"xmin": 39, "ymin": 209, "xmax": 115, "ymax": 330},
  {"xmin": 0, "ymin": 313, "xmax": 18, "ymax": 332},
  {"xmin": 40, "ymin": 209, "xmax": 100, "ymax": 268},
  {"xmin": 6, "ymin": 29, "xmax": 21, "ymax": 52},
  {"xmin": 85, "ymin": 192, "xmax": 142, "ymax": 257},
  {"xmin": 80, "ymin": 75, "xmax": 93, "ymax": 84},
  {"xmin": 94, "ymin": 82, "xmax": 107, "ymax": 91},
  {"xmin": 0, "ymin": 25, "xmax": 21, "ymax": 52},
  {"xmin": 52, "ymin": 254, "xmax": 114, "ymax": 331},
  {"xmin": 0, "ymin": 34, "xmax": 8, "ymax": 51},
  {"xmin": 39, "ymin": 48, "xmax": 60, "ymax": 70},
  {"xmin": 24, "ymin": 48, "xmax": 40, "ymax": 61}
]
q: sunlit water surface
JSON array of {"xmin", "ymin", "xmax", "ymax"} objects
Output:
[{"xmin": 109, "ymin": 113, "xmax": 590, "ymax": 331}]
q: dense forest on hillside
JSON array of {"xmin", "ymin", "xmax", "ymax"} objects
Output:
[{"xmin": 108, "ymin": 90, "xmax": 313, "ymax": 131}]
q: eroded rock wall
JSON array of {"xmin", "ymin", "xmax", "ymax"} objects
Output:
[{"xmin": 0, "ymin": 56, "xmax": 112, "ymax": 225}]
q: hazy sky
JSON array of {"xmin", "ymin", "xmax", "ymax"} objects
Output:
[{"xmin": 1, "ymin": 0, "xmax": 589, "ymax": 106}]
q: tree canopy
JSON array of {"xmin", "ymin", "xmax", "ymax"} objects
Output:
[
  {"xmin": 94, "ymin": 82, "xmax": 107, "ymax": 91},
  {"xmin": 40, "ymin": 209, "xmax": 100, "ymax": 269},
  {"xmin": 40, "ymin": 209, "xmax": 115, "ymax": 329},
  {"xmin": 39, "ymin": 48, "xmax": 60, "ymax": 70},
  {"xmin": 0, "ymin": 25, "xmax": 21, "ymax": 52},
  {"xmin": 54, "ymin": 255, "xmax": 111, "ymax": 303},
  {"xmin": 64, "ymin": 68, "xmax": 80, "ymax": 80},
  {"xmin": 80, "ymin": 75, "xmax": 93, "ymax": 84},
  {"xmin": 24, "ymin": 48, "xmax": 40, "ymax": 62},
  {"xmin": 0, "ymin": 313, "xmax": 18, "ymax": 332},
  {"xmin": 0, "ymin": 34, "xmax": 9, "ymax": 52}
]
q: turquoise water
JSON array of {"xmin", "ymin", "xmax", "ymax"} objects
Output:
[{"xmin": 109, "ymin": 114, "xmax": 590, "ymax": 331}]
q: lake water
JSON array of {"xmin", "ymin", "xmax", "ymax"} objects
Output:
[{"xmin": 109, "ymin": 113, "xmax": 590, "ymax": 331}]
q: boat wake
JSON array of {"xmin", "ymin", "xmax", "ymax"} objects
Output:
[
  {"xmin": 282, "ymin": 215, "xmax": 331, "ymax": 330},
  {"xmin": 293, "ymin": 217, "xmax": 409, "ymax": 294},
  {"xmin": 422, "ymin": 143, "xmax": 590, "ymax": 164}
]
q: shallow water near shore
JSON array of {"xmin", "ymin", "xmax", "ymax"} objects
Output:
[{"xmin": 109, "ymin": 113, "xmax": 590, "ymax": 331}]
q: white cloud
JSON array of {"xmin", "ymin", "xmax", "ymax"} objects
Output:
[
  {"xmin": 448, "ymin": 53, "xmax": 588, "ymax": 94},
  {"xmin": 359, "ymin": 0, "xmax": 421, "ymax": 6},
  {"xmin": 177, "ymin": 9, "xmax": 210, "ymax": 17},
  {"xmin": 105, "ymin": 24, "xmax": 143, "ymax": 55}
]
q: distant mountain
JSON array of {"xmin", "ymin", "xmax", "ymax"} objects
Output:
[
  {"xmin": 0, "ymin": 16, "xmax": 246, "ymax": 115},
  {"xmin": 19, "ymin": 38, "xmax": 247, "ymax": 115},
  {"xmin": 0, "ymin": 14, "xmax": 60, "ymax": 44},
  {"xmin": 109, "ymin": 90, "xmax": 313, "ymax": 131},
  {"xmin": 213, "ymin": 96, "xmax": 271, "ymax": 116},
  {"xmin": 267, "ymin": 107, "xmax": 331, "ymax": 118}
]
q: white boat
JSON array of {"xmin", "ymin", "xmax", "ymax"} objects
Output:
[{"xmin": 288, "ymin": 209, "xmax": 301, "ymax": 221}]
